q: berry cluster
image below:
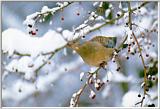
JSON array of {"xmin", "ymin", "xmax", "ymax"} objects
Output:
[{"xmin": 27, "ymin": 24, "xmax": 38, "ymax": 36}]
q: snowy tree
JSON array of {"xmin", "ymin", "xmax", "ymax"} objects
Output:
[{"xmin": 2, "ymin": 1, "xmax": 158, "ymax": 107}]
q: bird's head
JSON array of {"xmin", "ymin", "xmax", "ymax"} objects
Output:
[{"xmin": 67, "ymin": 41, "xmax": 80, "ymax": 51}]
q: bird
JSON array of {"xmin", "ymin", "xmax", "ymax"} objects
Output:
[{"xmin": 68, "ymin": 36, "xmax": 117, "ymax": 67}]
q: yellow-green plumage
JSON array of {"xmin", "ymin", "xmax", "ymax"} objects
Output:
[{"xmin": 68, "ymin": 36, "xmax": 116, "ymax": 67}]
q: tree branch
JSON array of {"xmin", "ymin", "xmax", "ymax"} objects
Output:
[
  {"xmin": 6, "ymin": 1, "xmax": 149, "ymax": 79},
  {"xmin": 132, "ymin": 32, "xmax": 147, "ymax": 107},
  {"xmin": 72, "ymin": 67, "xmax": 101, "ymax": 107},
  {"xmin": 127, "ymin": 1, "xmax": 147, "ymax": 107}
]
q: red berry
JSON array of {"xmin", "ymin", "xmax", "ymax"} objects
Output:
[
  {"xmin": 152, "ymin": 44, "xmax": 155, "ymax": 47},
  {"xmin": 28, "ymin": 24, "xmax": 32, "ymax": 28},
  {"xmin": 138, "ymin": 94, "xmax": 141, "ymax": 97},
  {"xmin": 29, "ymin": 31, "xmax": 32, "ymax": 34},
  {"xmin": 126, "ymin": 56, "xmax": 129, "ymax": 60},
  {"xmin": 77, "ymin": 12, "xmax": 80, "ymax": 16},
  {"xmin": 146, "ymin": 54, "xmax": 149, "ymax": 57},
  {"xmin": 61, "ymin": 17, "xmax": 64, "ymax": 21},
  {"xmin": 31, "ymin": 32, "xmax": 36, "ymax": 35},
  {"xmin": 132, "ymin": 42, "xmax": 135, "ymax": 45},
  {"xmin": 116, "ymin": 67, "xmax": 120, "ymax": 71}
]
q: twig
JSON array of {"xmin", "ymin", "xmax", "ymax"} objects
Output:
[
  {"xmin": 6, "ymin": 1, "xmax": 149, "ymax": 80},
  {"xmin": 73, "ymin": 80, "xmax": 87, "ymax": 106},
  {"xmin": 128, "ymin": 2, "xmax": 132, "ymax": 30},
  {"xmin": 12, "ymin": 2, "xmax": 149, "ymax": 57},
  {"xmin": 25, "ymin": 2, "xmax": 73, "ymax": 24},
  {"xmin": 73, "ymin": 67, "xmax": 101, "ymax": 107},
  {"xmin": 127, "ymin": 1, "xmax": 147, "ymax": 107},
  {"xmin": 132, "ymin": 32, "xmax": 147, "ymax": 107},
  {"xmin": 130, "ymin": 2, "xmax": 149, "ymax": 13}
]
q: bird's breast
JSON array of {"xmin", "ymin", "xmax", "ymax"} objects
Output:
[{"xmin": 77, "ymin": 42, "xmax": 113, "ymax": 67}]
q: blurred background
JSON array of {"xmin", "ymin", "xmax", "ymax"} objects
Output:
[{"xmin": 2, "ymin": 1, "xmax": 158, "ymax": 107}]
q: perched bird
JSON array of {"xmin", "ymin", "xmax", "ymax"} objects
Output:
[{"xmin": 68, "ymin": 36, "xmax": 117, "ymax": 67}]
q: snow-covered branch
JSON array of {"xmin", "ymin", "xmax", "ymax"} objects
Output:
[
  {"xmin": 2, "ymin": 1, "xmax": 157, "ymax": 107},
  {"xmin": 23, "ymin": 2, "xmax": 73, "ymax": 26},
  {"xmin": 2, "ymin": 2, "xmax": 150, "ymax": 78}
]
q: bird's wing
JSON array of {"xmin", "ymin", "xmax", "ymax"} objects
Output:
[{"xmin": 90, "ymin": 36, "xmax": 117, "ymax": 48}]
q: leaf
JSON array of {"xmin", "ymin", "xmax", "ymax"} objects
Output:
[
  {"xmin": 102, "ymin": 2, "xmax": 110, "ymax": 9},
  {"xmin": 44, "ymin": 12, "xmax": 53, "ymax": 22},
  {"xmin": 121, "ymin": 82, "xmax": 129, "ymax": 92},
  {"xmin": 107, "ymin": 11, "xmax": 112, "ymax": 20},
  {"xmin": 147, "ymin": 81, "xmax": 153, "ymax": 88},
  {"xmin": 138, "ymin": 69, "xmax": 144, "ymax": 78},
  {"xmin": 97, "ymin": 2, "xmax": 110, "ymax": 15},
  {"xmin": 122, "ymin": 44, "xmax": 128, "ymax": 49}
]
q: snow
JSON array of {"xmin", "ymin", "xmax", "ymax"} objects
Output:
[
  {"xmin": 73, "ymin": 21, "xmax": 106, "ymax": 40},
  {"xmin": 119, "ymin": 2, "xmax": 122, "ymax": 9},
  {"xmin": 2, "ymin": 71, "xmax": 9, "ymax": 81},
  {"xmin": 23, "ymin": 2, "xmax": 68, "ymax": 25},
  {"xmin": 38, "ymin": 30, "xmax": 67, "ymax": 54},
  {"xmin": 2, "ymin": 80, "xmax": 36, "ymax": 102},
  {"xmin": 3, "ymin": 56, "xmax": 84, "ymax": 103},
  {"xmin": 124, "ymin": 27, "xmax": 132, "ymax": 44},
  {"xmin": 138, "ymin": 17, "xmax": 152, "ymax": 31},
  {"xmin": 2, "ymin": 28, "xmax": 67, "ymax": 57},
  {"xmin": 23, "ymin": 12, "xmax": 40, "ymax": 26},
  {"xmin": 105, "ymin": 9, "xmax": 111, "ymax": 18},
  {"xmin": 41, "ymin": 6, "xmax": 51, "ymax": 13},
  {"xmin": 63, "ymin": 48, "xmax": 67, "ymax": 56},
  {"xmin": 56, "ymin": 27, "xmax": 63, "ymax": 32},
  {"xmin": 2, "ymin": 1, "xmax": 158, "ymax": 107},
  {"xmin": 89, "ymin": 67, "xmax": 98, "ymax": 73},
  {"xmin": 5, "ymin": 54, "xmax": 56, "ymax": 80},
  {"xmin": 99, "ymin": 2, "xmax": 103, "ymax": 7},
  {"xmin": 80, "ymin": 72, "xmax": 85, "ymax": 81},
  {"xmin": 116, "ymin": 11, "xmax": 122, "ymax": 17},
  {"xmin": 49, "ymin": 21, "xmax": 52, "ymax": 25},
  {"xmin": 74, "ymin": 24, "xmax": 87, "ymax": 30},
  {"xmin": 93, "ymin": 2, "xmax": 99, "ymax": 7},
  {"xmin": 71, "ymin": 11, "xmax": 107, "ymax": 40},
  {"xmin": 122, "ymin": 91, "xmax": 148, "ymax": 107},
  {"xmin": 56, "ymin": 2, "xmax": 69, "ymax": 8},
  {"xmin": 23, "ymin": 2, "xmax": 70, "ymax": 26},
  {"xmin": 5, "ymin": 56, "xmax": 35, "ymax": 80},
  {"xmin": 89, "ymin": 90, "xmax": 96, "ymax": 99},
  {"xmin": 135, "ymin": 7, "xmax": 148, "ymax": 15},
  {"xmin": 96, "ymin": 16, "xmax": 105, "ymax": 21},
  {"xmin": 62, "ymin": 30, "xmax": 74, "ymax": 41},
  {"xmin": 101, "ymin": 85, "xmax": 111, "ymax": 98},
  {"xmin": 103, "ymin": 70, "xmax": 133, "ymax": 83}
]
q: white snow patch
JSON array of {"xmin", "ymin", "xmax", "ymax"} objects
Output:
[
  {"xmin": 105, "ymin": 9, "xmax": 111, "ymax": 18},
  {"xmin": 2, "ymin": 28, "xmax": 67, "ymax": 57},
  {"xmin": 122, "ymin": 91, "xmax": 148, "ymax": 107}
]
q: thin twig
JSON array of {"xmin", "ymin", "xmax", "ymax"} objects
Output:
[
  {"xmin": 12, "ymin": 2, "xmax": 149, "ymax": 57},
  {"xmin": 130, "ymin": 2, "xmax": 149, "ymax": 13},
  {"xmin": 127, "ymin": 1, "xmax": 147, "ymax": 107},
  {"xmin": 74, "ymin": 67, "xmax": 101, "ymax": 106},
  {"xmin": 128, "ymin": 2, "xmax": 132, "ymax": 30},
  {"xmin": 132, "ymin": 32, "xmax": 147, "ymax": 107},
  {"xmin": 6, "ymin": 1, "xmax": 149, "ymax": 81},
  {"xmin": 32, "ymin": 2, "xmax": 73, "ymax": 23}
]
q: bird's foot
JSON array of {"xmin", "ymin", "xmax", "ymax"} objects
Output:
[{"xmin": 99, "ymin": 61, "xmax": 107, "ymax": 70}]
